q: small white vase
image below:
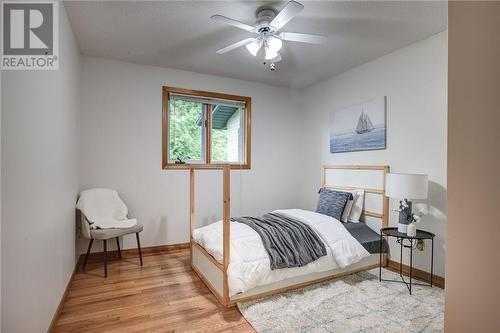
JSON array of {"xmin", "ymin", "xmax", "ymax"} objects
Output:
[
  {"xmin": 398, "ymin": 223, "xmax": 408, "ymax": 233},
  {"xmin": 407, "ymin": 223, "xmax": 417, "ymax": 237}
]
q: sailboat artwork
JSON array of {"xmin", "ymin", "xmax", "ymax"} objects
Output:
[
  {"xmin": 355, "ymin": 109, "xmax": 375, "ymax": 134},
  {"xmin": 329, "ymin": 97, "xmax": 386, "ymax": 153}
]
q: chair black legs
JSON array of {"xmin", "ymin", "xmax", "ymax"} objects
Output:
[
  {"xmin": 103, "ymin": 239, "xmax": 108, "ymax": 278},
  {"xmin": 82, "ymin": 239, "xmax": 94, "ymax": 271},
  {"xmin": 136, "ymin": 232, "xmax": 143, "ymax": 266},
  {"xmin": 84, "ymin": 234, "xmax": 140, "ymax": 278},
  {"xmin": 116, "ymin": 237, "xmax": 122, "ymax": 258}
]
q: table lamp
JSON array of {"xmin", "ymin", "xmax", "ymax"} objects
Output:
[{"xmin": 385, "ymin": 173, "xmax": 428, "ymax": 233}]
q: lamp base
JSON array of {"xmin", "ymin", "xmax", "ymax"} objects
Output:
[
  {"xmin": 398, "ymin": 199, "xmax": 412, "ymax": 234},
  {"xmin": 398, "ymin": 223, "xmax": 408, "ymax": 233}
]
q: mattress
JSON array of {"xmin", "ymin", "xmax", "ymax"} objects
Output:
[{"xmin": 343, "ymin": 222, "xmax": 389, "ymax": 254}]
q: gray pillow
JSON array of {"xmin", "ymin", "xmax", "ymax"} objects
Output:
[{"xmin": 316, "ymin": 188, "xmax": 353, "ymax": 221}]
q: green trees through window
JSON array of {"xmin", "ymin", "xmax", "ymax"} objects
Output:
[
  {"xmin": 169, "ymin": 100, "xmax": 229, "ymax": 162},
  {"xmin": 169, "ymin": 100, "xmax": 203, "ymax": 161},
  {"xmin": 163, "ymin": 87, "xmax": 250, "ymax": 168}
]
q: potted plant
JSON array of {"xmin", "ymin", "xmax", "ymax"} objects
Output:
[{"xmin": 394, "ymin": 202, "xmax": 426, "ymax": 236}]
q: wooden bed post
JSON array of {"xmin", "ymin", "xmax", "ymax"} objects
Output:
[
  {"xmin": 189, "ymin": 168, "xmax": 195, "ymax": 265},
  {"xmin": 382, "ymin": 165, "xmax": 390, "ymax": 230},
  {"xmin": 222, "ymin": 165, "xmax": 231, "ymax": 306},
  {"xmin": 321, "ymin": 165, "xmax": 326, "ymax": 187},
  {"xmin": 382, "ymin": 165, "xmax": 390, "ymax": 267}
]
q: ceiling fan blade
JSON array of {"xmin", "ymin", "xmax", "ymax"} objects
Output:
[
  {"xmin": 211, "ymin": 15, "xmax": 255, "ymax": 32},
  {"xmin": 279, "ymin": 32, "xmax": 327, "ymax": 44},
  {"xmin": 270, "ymin": 1, "xmax": 304, "ymax": 31},
  {"xmin": 216, "ymin": 38, "xmax": 256, "ymax": 54}
]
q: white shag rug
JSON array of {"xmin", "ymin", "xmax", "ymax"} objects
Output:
[{"xmin": 237, "ymin": 268, "xmax": 444, "ymax": 333}]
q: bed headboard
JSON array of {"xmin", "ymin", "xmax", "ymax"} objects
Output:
[{"xmin": 321, "ymin": 164, "xmax": 390, "ymax": 233}]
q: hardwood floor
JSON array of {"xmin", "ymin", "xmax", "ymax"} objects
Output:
[{"xmin": 53, "ymin": 249, "xmax": 254, "ymax": 333}]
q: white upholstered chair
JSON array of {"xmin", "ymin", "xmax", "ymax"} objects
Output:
[{"xmin": 77, "ymin": 189, "xmax": 143, "ymax": 277}]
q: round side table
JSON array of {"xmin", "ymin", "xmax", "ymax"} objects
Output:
[{"xmin": 379, "ymin": 227, "xmax": 435, "ymax": 294}]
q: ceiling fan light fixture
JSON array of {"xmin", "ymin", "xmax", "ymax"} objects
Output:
[
  {"xmin": 246, "ymin": 39, "xmax": 262, "ymax": 56},
  {"xmin": 270, "ymin": 52, "xmax": 281, "ymax": 63},
  {"xmin": 212, "ymin": 1, "xmax": 327, "ymax": 62},
  {"xmin": 265, "ymin": 46, "xmax": 279, "ymax": 60},
  {"xmin": 267, "ymin": 36, "xmax": 283, "ymax": 53}
]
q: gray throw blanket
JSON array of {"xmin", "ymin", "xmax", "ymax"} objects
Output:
[{"xmin": 231, "ymin": 212, "xmax": 327, "ymax": 270}]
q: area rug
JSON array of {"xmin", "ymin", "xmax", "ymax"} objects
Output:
[{"xmin": 237, "ymin": 268, "xmax": 444, "ymax": 333}]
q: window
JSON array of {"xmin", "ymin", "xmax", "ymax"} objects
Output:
[{"xmin": 162, "ymin": 87, "xmax": 251, "ymax": 169}]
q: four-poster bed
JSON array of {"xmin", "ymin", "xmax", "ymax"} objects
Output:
[{"xmin": 187, "ymin": 164, "xmax": 390, "ymax": 307}]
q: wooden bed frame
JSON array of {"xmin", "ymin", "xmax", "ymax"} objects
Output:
[{"xmin": 188, "ymin": 164, "xmax": 390, "ymax": 307}]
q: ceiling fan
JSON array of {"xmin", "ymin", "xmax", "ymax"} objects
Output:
[{"xmin": 211, "ymin": 0, "xmax": 327, "ymax": 65}]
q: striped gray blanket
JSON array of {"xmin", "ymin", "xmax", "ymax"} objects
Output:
[{"xmin": 231, "ymin": 212, "xmax": 327, "ymax": 270}]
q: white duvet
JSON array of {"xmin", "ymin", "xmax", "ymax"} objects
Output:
[{"xmin": 193, "ymin": 209, "xmax": 370, "ymax": 296}]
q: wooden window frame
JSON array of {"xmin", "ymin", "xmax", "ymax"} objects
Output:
[{"xmin": 162, "ymin": 86, "xmax": 251, "ymax": 170}]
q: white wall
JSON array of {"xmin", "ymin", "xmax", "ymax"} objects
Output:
[
  {"xmin": 79, "ymin": 56, "xmax": 300, "ymax": 253},
  {"xmin": 296, "ymin": 32, "xmax": 447, "ymax": 277},
  {"xmin": 1, "ymin": 5, "xmax": 80, "ymax": 333}
]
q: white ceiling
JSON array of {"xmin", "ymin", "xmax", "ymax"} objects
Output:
[{"xmin": 64, "ymin": 1, "xmax": 447, "ymax": 89}]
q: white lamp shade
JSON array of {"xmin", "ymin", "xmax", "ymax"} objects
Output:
[{"xmin": 385, "ymin": 173, "xmax": 428, "ymax": 199}]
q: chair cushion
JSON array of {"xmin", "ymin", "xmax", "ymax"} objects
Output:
[{"xmin": 90, "ymin": 223, "xmax": 143, "ymax": 240}]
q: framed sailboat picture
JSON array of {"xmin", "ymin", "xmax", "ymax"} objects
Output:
[{"xmin": 329, "ymin": 97, "xmax": 386, "ymax": 153}]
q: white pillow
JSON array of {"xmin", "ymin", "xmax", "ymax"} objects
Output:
[
  {"xmin": 348, "ymin": 189, "xmax": 365, "ymax": 223},
  {"xmin": 341, "ymin": 192, "xmax": 357, "ymax": 222}
]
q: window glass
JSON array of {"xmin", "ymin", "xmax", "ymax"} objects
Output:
[
  {"xmin": 168, "ymin": 99, "xmax": 205, "ymax": 162},
  {"xmin": 211, "ymin": 106, "xmax": 244, "ymax": 163},
  {"xmin": 163, "ymin": 88, "xmax": 250, "ymax": 168}
]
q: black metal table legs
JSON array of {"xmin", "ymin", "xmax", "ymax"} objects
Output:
[
  {"xmin": 379, "ymin": 236, "xmax": 434, "ymax": 294},
  {"xmin": 431, "ymin": 237, "xmax": 434, "ymax": 287},
  {"xmin": 379, "ymin": 233, "xmax": 382, "ymax": 282}
]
